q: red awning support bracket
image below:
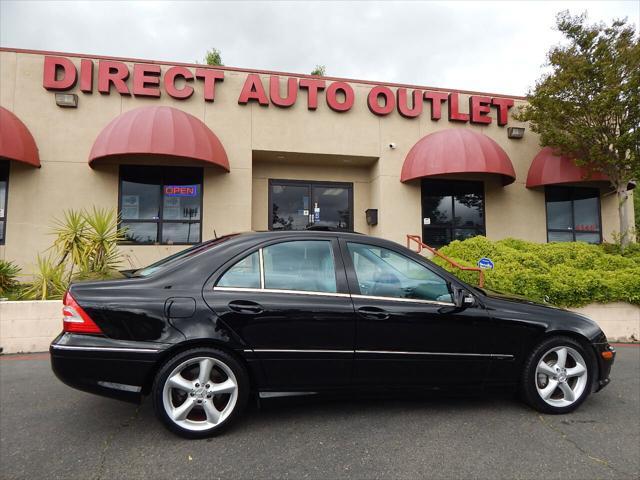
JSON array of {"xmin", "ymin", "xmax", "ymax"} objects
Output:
[{"xmin": 406, "ymin": 234, "xmax": 485, "ymax": 288}]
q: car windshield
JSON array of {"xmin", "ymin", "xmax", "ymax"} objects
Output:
[{"xmin": 132, "ymin": 234, "xmax": 237, "ymax": 277}]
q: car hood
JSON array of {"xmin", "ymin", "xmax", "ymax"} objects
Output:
[
  {"xmin": 477, "ymin": 288, "xmax": 604, "ymax": 341},
  {"xmin": 479, "ymin": 288, "xmax": 560, "ymax": 309}
]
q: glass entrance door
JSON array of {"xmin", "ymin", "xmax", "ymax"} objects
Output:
[
  {"xmin": 270, "ymin": 180, "xmax": 353, "ymax": 231},
  {"xmin": 421, "ymin": 179, "xmax": 485, "ymax": 247}
]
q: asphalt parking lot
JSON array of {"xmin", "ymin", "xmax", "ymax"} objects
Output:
[{"xmin": 1, "ymin": 346, "xmax": 638, "ymax": 480}]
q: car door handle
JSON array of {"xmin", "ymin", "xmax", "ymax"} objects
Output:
[
  {"xmin": 228, "ymin": 300, "xmax": 264, "ymax": 314},
  {"xmin": 357, "ymin": 306, "xmax": 390, "ymax": 321}
]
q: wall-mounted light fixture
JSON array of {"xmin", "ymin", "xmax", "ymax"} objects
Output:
[
  {"xmin": 365, "ymin": 208, "xmax": 378, "ymax": 226},
  {"xmin": 55, "ymin": 93, "xmax": 78, "ymax": 108},
  {"xmin": 507, "ymin": 126, "xmax": 525, "ymax": 139}
]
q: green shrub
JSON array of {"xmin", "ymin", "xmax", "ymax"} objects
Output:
[
  {"xmin": 0, "ymin": 260, "xmax": 21, "ymax": 296},
  {"xmin": 432, "ymin": 236, "xmax": 640, "ymax": 308}
]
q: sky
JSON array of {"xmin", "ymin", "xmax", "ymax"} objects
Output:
[{"xmin": 1, "ymin": 1, "xmax": 638, "ymax": 96}]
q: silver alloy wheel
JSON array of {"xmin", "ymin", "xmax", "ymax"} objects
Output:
[
  {"xmin": 162, "ymin": 356, "xmax": 239, "ymax": 431},
  {"xmin": 535, "ymin": 346, "xmax": 588, "ymax": 407}
]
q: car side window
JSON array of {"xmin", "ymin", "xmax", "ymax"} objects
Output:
[
  {"xmin": 347, "ymin": 242, "xmax": 452, "ymax": 303},
  {"xmin": 217, "ymin": 251, "xmax": 261, "ymax": 288},
  {"xmin": 263, "ymin": 240, "xmax": 337, "ymax": 293}
]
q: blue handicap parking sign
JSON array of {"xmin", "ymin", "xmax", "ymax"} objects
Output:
[{"xmin": 477, "ymin": 257, "xmax": 494, "ymax": 269}]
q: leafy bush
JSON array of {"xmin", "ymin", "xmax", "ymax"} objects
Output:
[
  {"xmin": 0, "ymin": 260, "xmax": 21, "ymax": 296},
  {"xmin": 432, "ymin": 236, "xmax": 640, "ymax": 307}
]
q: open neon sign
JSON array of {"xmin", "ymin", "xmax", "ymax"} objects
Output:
[{"xmin": 164, "ymin": 185, "xmax": 198, "ymax": 197}]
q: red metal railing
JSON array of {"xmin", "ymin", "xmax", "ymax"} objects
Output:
[{"xmin": 406, "ymin": 234, "xmax": 485, "ymax": 288}]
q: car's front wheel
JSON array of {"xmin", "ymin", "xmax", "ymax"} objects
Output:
[
  {"xmin": 521, "ymin": 336, "xmax": 594, "ymax": 414},
  {"xmin": 152, "ymin": 347, "xmax": 249, "ymax": 438}
]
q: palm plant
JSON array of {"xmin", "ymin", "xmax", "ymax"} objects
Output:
[
  {"xmin": 51, "ymin": 209, "xmax": 89, "ymax": 280},
  {"xmin": 81, "ymin": 207, "xmax": 126, "ymax": 276},
  {"xmin": 21, "ymin": 254, "xmax": 67, "ymax": 300},
  {"xmin": 0, "ymin": 260, "xmax": 21, "ymax": 296},
  {"xmin": 19, "ymin": 207, "xmax": 126, "ymax": 298}
]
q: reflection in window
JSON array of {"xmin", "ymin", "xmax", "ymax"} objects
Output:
[
  {"xmin": 271, "ymin": 184, "xmax": 310, "ymax": 230},
  {"xmin": 347, "ymin": 242, "xmax": 452, "ymax": 303},
  {"xmin": 263, "ymin": 240, "xmax": 337, "ymax": 293},
  {"xmin": 270, "ymin": 181, "xmax": 353, "ymax": 231},
  {"xmin": 545, "ymin": 186, "xmax": 601, "ymax": 243},
  {"xmin": 0, "ymin": 160, "xmax": 8, "ymax": 244},
  {"xmin": 421, "ymin": 180, "xmax": 485, "ymax": 248},
  {"xmin": 217, "ymin": 251, "xmax": 261, "ymax": 288},
  {"xmin": 119, "ymin": 165, "xmax": 203, "ymax": 245}
]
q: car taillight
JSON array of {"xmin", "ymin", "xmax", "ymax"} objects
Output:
[{"xmin": 62, "ymin": 291, "xmax": 103, "ymax": 334}]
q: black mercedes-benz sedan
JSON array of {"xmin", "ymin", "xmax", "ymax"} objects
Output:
[{"xmin": 50, "ymin": 230, "xmax": 615, "ymax": 438}]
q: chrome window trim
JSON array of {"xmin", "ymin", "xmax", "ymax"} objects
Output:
[
  {"xmin": 50, "ymin": 344, "xmax": 160, "ymax": 353},
  {"xmin": 258, "ymin": 248, "xmax": 265, "ymax": 289},
  {"xmin": 213, "ymin": 288, "xmax": 452, "ymax": 305},
  {"xmin": 214, "ymin": 286, "xmax": 350, "ymax": 298},
  {"xmin": 351, "ymin": 294, "xmax": 454, "ymax": 306}
]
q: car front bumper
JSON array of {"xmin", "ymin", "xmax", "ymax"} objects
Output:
[
  {"xmin": 50, "ymin": 332, "xmax": 169, "ymax": 403},
  {"xmin": 591, "ymin": 341, "xmax": 616, "ymax": 392}
]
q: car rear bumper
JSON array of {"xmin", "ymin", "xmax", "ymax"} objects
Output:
[{"xmin": 50, "ymin": 333, "xmax": 169, "ymax": 403}]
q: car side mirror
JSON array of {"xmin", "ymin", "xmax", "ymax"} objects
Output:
[{"xmin": 452, "ymin": 287, "xmax": 476, "ymax": 309}]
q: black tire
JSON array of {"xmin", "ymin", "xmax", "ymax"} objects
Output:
[
  {"xmin": 152, "ymin": 347, "xmax": 250, "ymax": 438},
  {"xmin": 520, "ymin": 336, "xmax": 595, "ymax": 414}
]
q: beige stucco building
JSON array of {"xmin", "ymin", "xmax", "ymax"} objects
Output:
[{"xmin": 0, "ymin": 48, "xmax": 634, "ymax": 274}]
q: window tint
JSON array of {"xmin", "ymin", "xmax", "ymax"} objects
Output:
[
  {"xmin": 270, "ymin": 180, "xmax": 353, "ymax": 231},
  {"xmin": 347, "ymin": 242, "xmax": 452, "ymax": 303},
  {"xmin": 134, "ymin": 235, "xmax": 236, "ymax": 277},
  {"xmin": 217, "ymin": 251, "xmax": 261, "ymax": 288},
  {"xmin": 422, "ymin": 180, "xmax": 484, "ymax": 248},
  {"xmin": 546, "ymin": 187, "xmax": 572, "ymax": 230},
  {"xmin": 0, "ymin": 161, "xmax": 7, "ymax": 243},
  {"xmin": 545, "ymin": 186, "xmax": 601, "ymax": 243},
  {"xmin": 120, "ymin": 165, "xmax": 203, "ymax": 245},
  {"xmin": 263, "ymin": 240, "xmax": 337, "ymax": 293}
]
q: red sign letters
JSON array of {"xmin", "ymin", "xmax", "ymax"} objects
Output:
[{"xmin": 43, "ymin": 56, "xmax": 514, "ymax": 125}]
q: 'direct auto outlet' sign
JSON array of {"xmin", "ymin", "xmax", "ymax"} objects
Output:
[{"xmin": 42, "ymin": 56, "xmax": 515, "ymax": 125}]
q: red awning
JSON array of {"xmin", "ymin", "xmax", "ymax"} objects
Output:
[
  {"xmin": 0, "ymin": 107, "xmax": 40, "ymax": 167},
  {"xmin": 400, "ymin": 128, "xmax": 516, "ymax": 185},
  {"xmin": 89, "ymin": 106, "xmax": 229, "ymax": 170},
  {"xmin": 526, "ymin": 147, "xmax": 608, "ymax": 188}
]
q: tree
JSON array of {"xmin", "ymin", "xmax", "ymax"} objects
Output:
[
  {"xmin": 635, "ymin": 190, "xmax": 640, "ymax": 233},
  {"xmin": 310, "ymin": 64, "xmax": 326, "ymax": 76},
  {"xmin": 515, "ymin": 11, "xmax": 639, "ymax": 248},
  {"xmin": 204, "ymin": 48, "xmax": 223, "ymax": 66}
]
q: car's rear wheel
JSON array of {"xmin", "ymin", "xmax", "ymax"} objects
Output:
[
  {"xmin": 521, "ymin": 336, "xmax": 594, "ymax": 414},
  {"xmin": 152, "ymin": 347, "xmax": 249, "ymax": 438}
]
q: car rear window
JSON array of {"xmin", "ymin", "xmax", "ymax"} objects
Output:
[{"xmin": 132, "ymin": 234, "xmax": 237, "ymax": 277}]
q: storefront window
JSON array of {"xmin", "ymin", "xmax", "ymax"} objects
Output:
[
  {"xmin": 119, "ymin": 165, "xmax": 203, "ymax": 245},
  {"xmin": 545, "ymin": 186, "xmax": 601, "ymax": 243},
  {"xmin": 0, "ymin": 161, "xmax": 8, "ymax": 244},
  {"xmin": 269, "ymin": 180, "xmax": 353, "ymax": 231},
  {"xmin": 421, "ymin": 180, "xmax": 485, "ymax": 247}
]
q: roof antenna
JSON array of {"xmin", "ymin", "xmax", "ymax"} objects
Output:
[{"xmin": 213, "ymin": 229, "xmax": 218, "ymax": 239}]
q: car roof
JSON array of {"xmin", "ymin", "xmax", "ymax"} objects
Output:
[{"xmin": 230, "ymin": 229, "xmax": 369, "ymax": 242}]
